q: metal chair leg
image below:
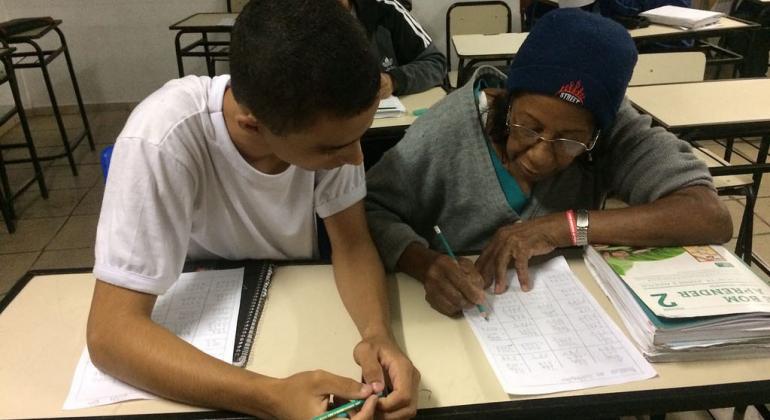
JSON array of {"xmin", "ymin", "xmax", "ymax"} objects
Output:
[
  {"xmin": 0, "ymin": 191, "xmax": 15, "ymax": 233},
  {"xmin": 0, "ymin": 148, "xmax": 17, "ymax": 233},
  {"xmin": 724, "ymin": 138, "xmax": 735, "ymax": 162},
  {"xmin": 5, "ymin": 54, "xmax": 47, "ymax": 198},
  {"xmin": 55, "ymin": 27, "xmax": 94, "ymax": 151},
  {"xmin": 752, "ymin": 135, "xmax": 769, "ymax": 197},
  {"xmin": 736, "ymin": 185, "xmax": 756, "ymax": 264},
  {"xmin": 29, "ymin": 39, "xmax": 78, "ymax": 176}
]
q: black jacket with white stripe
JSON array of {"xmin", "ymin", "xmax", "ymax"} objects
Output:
[{"xmin": 352, "ymin": 0, "xmax": 447, "ymax": 95}]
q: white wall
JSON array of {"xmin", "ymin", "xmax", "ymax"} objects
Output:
[
  {"xmin": 0, "ymin": 0, "xmax": 221, "ymax": 108},
  {"xmin": 0, "ymin": 0, "xmax": 519, "ymax": 109}
]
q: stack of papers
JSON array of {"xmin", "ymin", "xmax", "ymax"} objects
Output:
[
  {"xmin": 376, "ymin": 95, "xmax": 407, "ymax": 119},
  {"xmin": 640, "ymin": 6, "xmax": 723, "ymax": 29},
  {"xmin": 585, "ymin": 245, "xmax": 770, "ymax": 362}
]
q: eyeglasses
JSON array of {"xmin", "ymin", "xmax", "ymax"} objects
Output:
[{"xmin": 505, "ymin": 110, "xmax": 598, "ymax": 158}]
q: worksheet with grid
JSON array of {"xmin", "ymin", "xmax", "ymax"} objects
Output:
[
  {"xmin": 465, "ymin": 257, "xmax": 656, "ymax": 395},
  {"xmin": 63, "ymin": 268, "xmax": 243, "ymax": 409}
]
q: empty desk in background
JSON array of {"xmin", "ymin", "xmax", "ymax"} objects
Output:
[
  {"xmin": 368, "ymin": 87, "xmax": 447, "ymax": 136},
  {"xmin": 364, "ymin": 87, "xmax": 446, "ymax": 170},
  {"xmin": 2, "ymin": 251, "xmax": 770, "ymax": 419},
  {"xmin": 627, "ymin": 78, "xmax": 770, "ymax": 274},
  {"xmin": 169, "ymin": 13, "xmax": 237, "ymax": 77},
  {"xmin": 451, "ymin": 32, "xmax": 529, "ymax": 87}
]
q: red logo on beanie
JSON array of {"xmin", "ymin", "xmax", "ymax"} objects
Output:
[{"xmin": 557, "ymin": 81, "xmax": 585, "ymax": 105}]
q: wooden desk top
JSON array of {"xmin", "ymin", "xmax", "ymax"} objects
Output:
[
  {"xmin": 369, "ymin": 87, "xmax": 446, "ymax": 130},
  {"xmin": 451, "ymin": 33, "xmax": 529, "ymax": 58},
  {"xmin": 169, "ymin": 13, "xmax": 238, "ymax": 31},
  {"xmin": 3, "ymin": 254, "xmax": 770, "ymax": 418},
  {"xmin": 629, "ymin": 16, "xmax": 755, "ymax": 40},
  {"xmin": 626, "ymin": 78, "xmax": 770, "ymax": 130}
]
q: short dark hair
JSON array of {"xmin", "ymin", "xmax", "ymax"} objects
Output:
[{"xmin": 230, "ymin": 0, "xmax": 380, "ymax": 136}]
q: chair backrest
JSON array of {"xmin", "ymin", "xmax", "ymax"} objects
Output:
[
  {"xmin": 629, "ymin": 52, "xmax": 706, "ymax": 86},
  {"xmin": 446, "ymin": 1, "xmax": 512, "ymax": 70},
  {"xmin": 227, "ymin": 0, "xmax": 249, "ymax": 13}
]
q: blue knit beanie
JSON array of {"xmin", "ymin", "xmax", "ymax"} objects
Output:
[{"xmin": 507, "ymin": 9, "xmax": 637, "ymax": 129}]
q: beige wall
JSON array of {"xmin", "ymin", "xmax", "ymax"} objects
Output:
[
  {"xmin": 0, "ymin": 0, "xmax": 520, "ymax": 109},
  {"xmin": 0, "ymin": 0, "xmax": 221, "ymax": 109}
]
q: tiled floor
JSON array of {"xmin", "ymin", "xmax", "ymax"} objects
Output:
[
  {"xmin": 0, "ymin": 111, "xmax": 769, "ymax": 419},
  {"xmin": 0, "ymin": 110, "xmax": 120, "ymax": 297}
]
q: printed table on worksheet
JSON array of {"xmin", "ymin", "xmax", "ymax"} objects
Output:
[{"xmin": 465, "ymin": 257, "xmax": 656, "ymax": 395}]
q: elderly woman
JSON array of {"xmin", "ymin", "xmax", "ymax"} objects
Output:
[{"xmin": 364, "ymin": 8, "xmax": 731, "ymax": 317}]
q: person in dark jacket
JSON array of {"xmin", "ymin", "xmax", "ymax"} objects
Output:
[
  {"xmin": 596, "ymin": 0, "xmax": 694, "ymax": 51},
  {"xmin": 340, "ymin": 0, "xmax": 447, "ymax": 98},
  {"xmin": 522, "ymin": 0, "xmax": 693, "ymax": 50}
]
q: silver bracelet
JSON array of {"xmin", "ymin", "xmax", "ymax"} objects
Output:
[{"xmin": 576, "ymin": 209, "xmax": 589, "ymax": 246}]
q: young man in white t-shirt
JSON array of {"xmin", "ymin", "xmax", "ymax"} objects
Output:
[{"xmin": 86, "ymin": 1, "xmax": 419, "ymax": 418}]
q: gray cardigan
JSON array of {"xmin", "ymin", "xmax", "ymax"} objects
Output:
[{"xmin": 365, "ymin": 66, "xmax": 714, "ymax": 271}]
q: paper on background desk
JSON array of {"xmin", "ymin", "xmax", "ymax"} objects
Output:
[
  {"xmin": 376, "ymin": 95, "xmax": 406, "ymax": 118},
  {"xmin": 464, "ymin": 257, "xmax": 656, "ymax": 395},
  {"xmin": 63, "ymin": 268, "xmax": 244, "ymax": 410}
]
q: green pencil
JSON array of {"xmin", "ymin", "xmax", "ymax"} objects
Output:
[
  {"xmin": 312, "ymin": 398, "xmax": 366, "ymax": 420},
  {"xmin": 312, "ymin": 391, "xmax": 385, "ymax": 420},
  {"xmin": 433, "ymin": 225, "xmax": 490, "ymax": 321}
]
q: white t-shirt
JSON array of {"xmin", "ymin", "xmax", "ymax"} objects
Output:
[{"xmin": 94, "ymin": 75, "xmax": 366, "ymax": 295}]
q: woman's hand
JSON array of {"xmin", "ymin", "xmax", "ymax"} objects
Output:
[{"xmin": 476, "ymin": 214, "xmax": 570, "ymax": 292}]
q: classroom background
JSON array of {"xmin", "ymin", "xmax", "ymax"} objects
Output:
[{"xmin": 0, "ymin": 1, "xmax": 769, "ymax": 418}]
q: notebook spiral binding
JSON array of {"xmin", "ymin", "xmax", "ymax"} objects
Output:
[{"xmin": 233, "ymin": 263, "xmax": 274, "ymax": 367}]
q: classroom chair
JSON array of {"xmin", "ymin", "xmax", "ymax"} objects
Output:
[
  {"xmin": 445, "ymin": 1, "xmax": 512, "ymax": 90},
  {"xmin": 0, "ymin": 46, "xmax": 48, "ymax": 234},
  {"xmin": 0, "ymin": 17, "xmax": 95, "ymax": 177}
]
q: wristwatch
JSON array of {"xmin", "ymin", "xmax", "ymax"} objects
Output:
[{"xmin": 575, "ymin": 209, "xmax": 589, "ymax": 246}]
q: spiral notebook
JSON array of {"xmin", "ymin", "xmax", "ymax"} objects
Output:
[{"xmin": 184, "ymin": 259, "xmax": 275, "ymax": 367}]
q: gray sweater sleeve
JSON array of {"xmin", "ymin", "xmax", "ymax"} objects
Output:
[
  {"xmin": 599, "ymin": 99, "xmax": 715, "ymax": 205},
  {"xmin": 365, "ymin": 130, "xmax": 431, "ymax": 271},
  {"xmin": 389, "ymin": 42, "xmax": 447, "ymax": 96}
]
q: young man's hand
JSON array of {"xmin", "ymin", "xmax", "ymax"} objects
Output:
[
  {"xmin": 354, "ymin": 336, "xmax": 420, "ymax": 419},
  {"xmin": 422, "ymin": 255, "xmax": 487, "ymax": 316},
  {"xmin": 272, "ymin": 370, "xmax": 378, "ymax": 419}
]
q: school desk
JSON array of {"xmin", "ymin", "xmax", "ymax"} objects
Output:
[
  {"xmin": 627, "ymin": 78, "xmax": 770, "ymax": 275},
  {"xmin": 451, "ymin": 32, "xmax": 529, "ymax": 87},
  {"xmin": 169, "ymin": 13, "xmax": 237, "ymax": 78},
  {"xmin": 2, "ymin": 251, "xmax": 770, "ymax": 419},
  {"xmin": 452, "ymin": 15, "xmax": 758, "ymax": 85}
]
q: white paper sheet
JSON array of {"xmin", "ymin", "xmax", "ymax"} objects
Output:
[
  {"xmin": 375, "ymin": 95, "xmax": 406, "ymax": 118},
  {"xmin": 63, "ymin": 268, "xmax": 244, "ymax": 410},
  {"xmin": 465, "ymin": 257, "xmax": 656, "ymax": 395}
]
